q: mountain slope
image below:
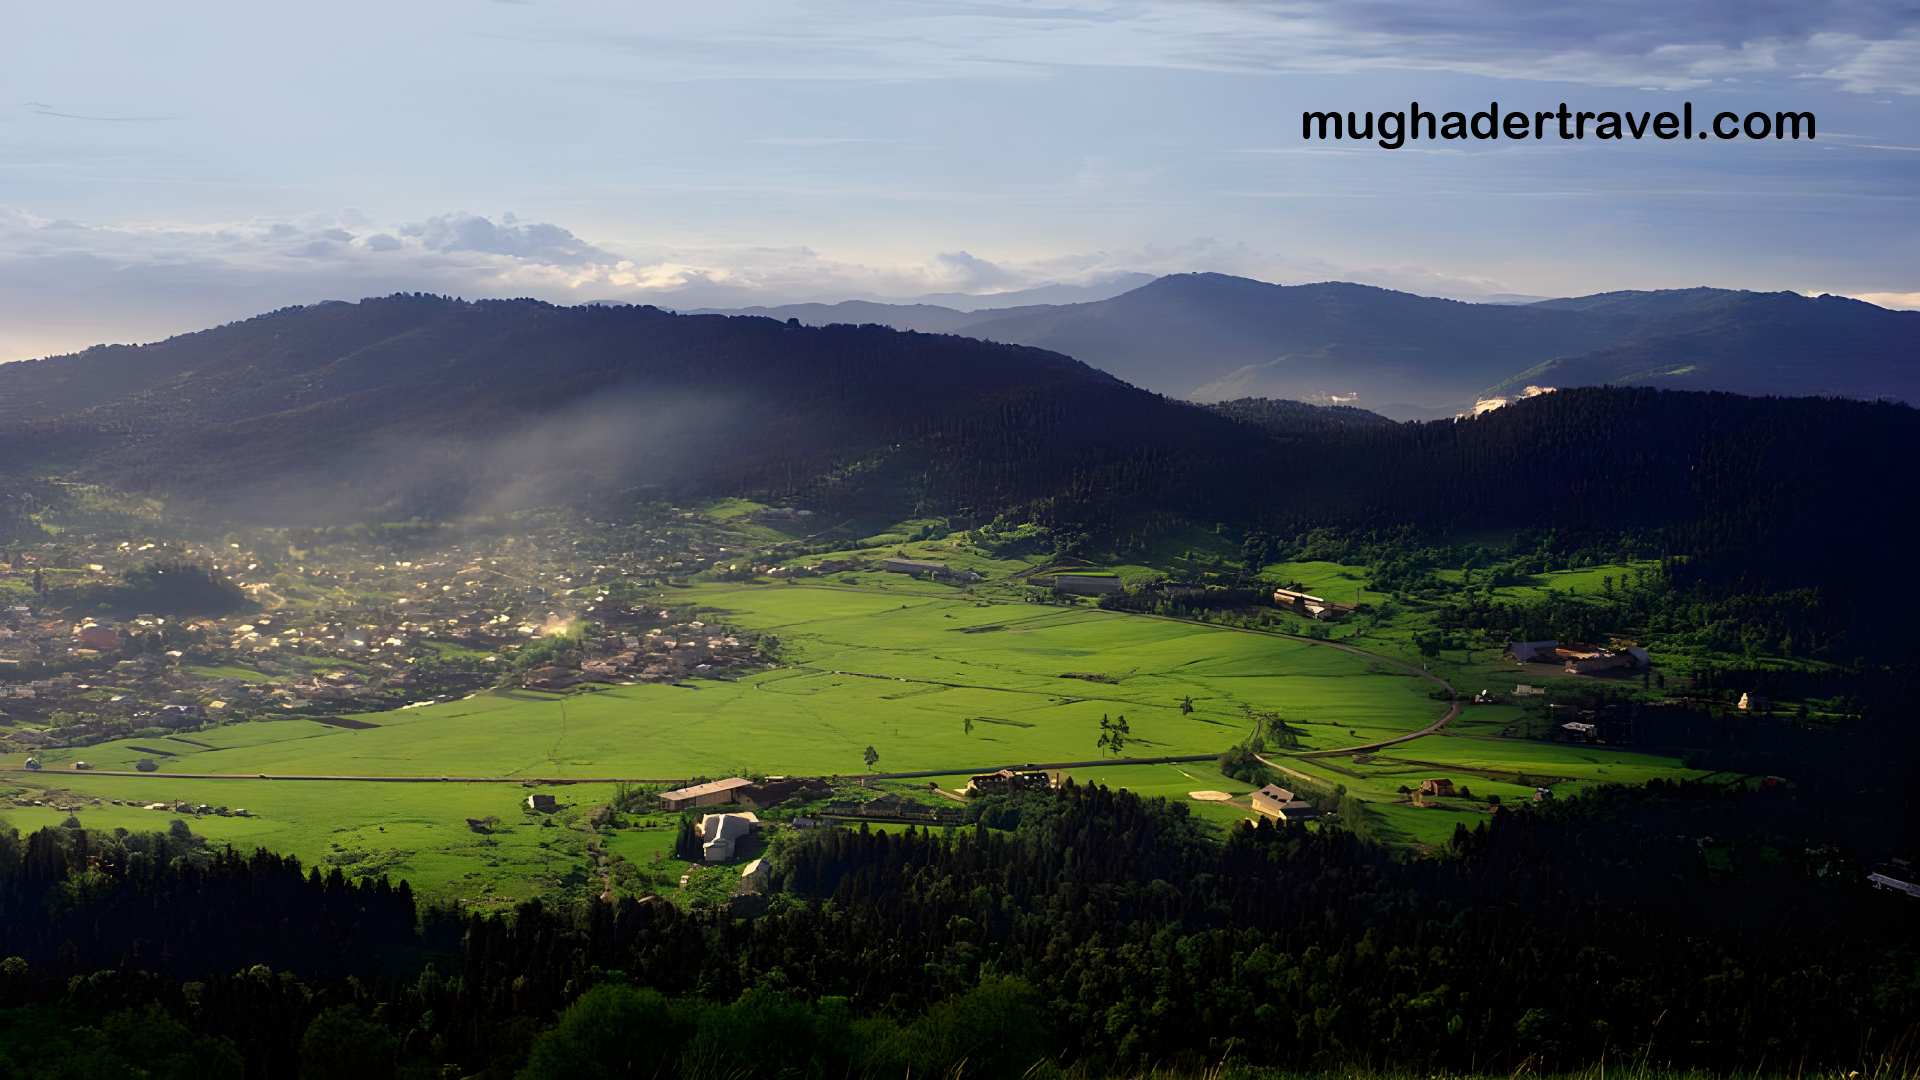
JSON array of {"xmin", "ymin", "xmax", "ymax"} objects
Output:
[
  {"xmin": 0, "ymin": 295, "xmax": 1257, "ymax": 522},
  {"xmin": 1498, "ymin": 291, "xmax": 1919, "ymax": 399},
  {"xmin": 3, "ymin": 294, "xmax": 1917, "ymax": 615},
  {"xmin": 706, "ymin": 275, "xmax": 1919, "ymax": 418},
  {"xmin": 957, "ymin": 275, "xmax": 1920, "ymax": 416}
]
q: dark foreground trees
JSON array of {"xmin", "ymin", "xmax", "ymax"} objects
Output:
[{"xmin": 1, "ymin": 774, "xmax": 1916, "ymax": 1078}]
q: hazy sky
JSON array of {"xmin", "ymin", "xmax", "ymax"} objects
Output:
[{"xmin": 4, "ymin": 0, "xmax": 1918, "ymax": 359}]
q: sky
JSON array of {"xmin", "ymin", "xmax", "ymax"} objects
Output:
[{"xmin": 2, "ymin": 0, "xmax": 1917, "ymax": 360}]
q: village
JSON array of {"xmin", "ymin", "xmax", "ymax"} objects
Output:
[{"xmin": 0, "ymin": 511, "xmax": 773, "ymax": 760}]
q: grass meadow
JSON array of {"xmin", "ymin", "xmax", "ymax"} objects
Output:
[{"xmin": 3, "ymin": 566, "xmax": 1707, "ymax": 895}]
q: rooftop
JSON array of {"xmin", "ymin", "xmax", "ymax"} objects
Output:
[{"xmin": 660, "ymin": 776, "xmax": 754, "ymax": 801}]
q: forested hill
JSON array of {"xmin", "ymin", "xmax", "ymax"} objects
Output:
[
  {"xmin": 1204, "ymin": 396, "xmax": 1398, "ymax": 433},
  {"xmin": 0, "ymin": 294, "xmax": 1258, "ymax": 523},
  {"xmin": 708, "ymin": 274, "xmax": 1920, "ymax": 417},
  {"xmin": 1, "ymin": 300, "xmax": 1917, "ymax": 587}
]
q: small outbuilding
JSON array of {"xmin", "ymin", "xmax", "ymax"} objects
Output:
[
  {"xmin": 525, "ymin": 793, "xmax": 558, "ymax": 813},
  {"xmin": 737, "ymin": 857, "xmax": 772, "ymax": 894}
]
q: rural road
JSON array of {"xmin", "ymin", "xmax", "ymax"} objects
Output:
[{"xmin": 1131, "ymin": 609, "xmax": 1461, "ymax": 758}]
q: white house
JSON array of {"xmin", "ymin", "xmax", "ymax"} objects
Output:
[{"xmin": 699, "ymin": 812, "xmax": 760, "ymax": 862}]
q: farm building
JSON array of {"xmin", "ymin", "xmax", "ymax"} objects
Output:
[
  {"xmin": 1868, "ymin": 871, "xmax": 1920, "ymax": 899},
  {"xmin": 1419, "ymin": 778, "xmax": 1455, "ymax": 797},
  {"xmin": 1047, "ymin": 573, "xmax": 1123, "ymax": 596},
  {"xmin": 1505, "ymin": 640, "xmax": 1558, "ymax": 662},
  {"xmin": 1251, "ymin": 784, "xmax": 1318, "ymax": 822},
  {"xmin": 698, "ymin": 812, "xmax": 760, "ymax": 862},
  {"xmin": 1272, "ymin": 588, "xmax": 1353, "ymax": 621},
  {"xmin": 1250, "ymin": 784, "xmax": 1296, "ymax": 818},
  {"xmin": 1561, "ymin": 721, "xmax": 1598, "ymax": 742},
  {"xmin": 881, "ymin": 558, "xmax": 982, "ymax": 583},
  {"xmin": 659, "ymin": 776, "xmax": 753, "ymax": 811},
  {"xmin": 736, "ymin": 777, "xmax": 830, "ymax": 809},
  {"xmin": 1244, "ymin": 780, "xmax": 1320, "ymax": 822},
  {"xmin": 1561, "ymin": 648, "xmax": 1639, "ymax": 675},
  {"xmin": 1278, "ymin": 801, "xmax": 1319, "ymax": 823},
  {"xmin": 1507, "ymin": 639, "xmax": 1649, "ymax": 675},
  {"xmin": 1737, "ymin": 692, "xmax": 1771, "ymax": 712},
  {"xmin": 964, "ymin": 768, "xmax": 1053, "ymax": 797},
  {"xmin": 525, "ymin": 793, "xmax": 558, "ymax": 812}
]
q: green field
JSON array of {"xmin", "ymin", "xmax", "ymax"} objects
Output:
[
  {"xmin": 17, "ymin": 583, "xmax": 1446, "ymax": 781},
  {"xmin": 1, "ymin": 775, "xmax": 618, "ymax": 903},
  {"xmin": 2, "ymin": 573, "xmax": 1706, "ymax": 898}
]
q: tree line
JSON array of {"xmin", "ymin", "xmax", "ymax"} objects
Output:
[{"xmin": 2, "ymin": 762, "xmax": 1916, "ymax": 1077}]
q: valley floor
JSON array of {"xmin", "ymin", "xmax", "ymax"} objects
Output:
[{"xmin": 1, "ymin": 565, "xmax": 1710, "ymax": 899}]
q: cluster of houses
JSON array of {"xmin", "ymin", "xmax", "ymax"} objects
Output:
[
  {"xmin": 520, "ymin": 613, "xmax": 762, "ymax": 691},
  {"xmin": 0, "ymin": 516, "xmax": 778, "ymax": 757}
]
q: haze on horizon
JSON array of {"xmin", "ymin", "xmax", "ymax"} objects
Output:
[{"xmin": 3, "ymin": 0, "xmax": 1918, "ymax": 361}]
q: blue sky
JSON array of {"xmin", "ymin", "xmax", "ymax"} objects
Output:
[{"xmin": 3, "ymin": 0, "xmax": 1917, "ymax": 359}]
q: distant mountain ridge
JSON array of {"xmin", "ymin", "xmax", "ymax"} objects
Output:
[
  {"xmin": 2, "ymin": 294, "xmax": 1917, "ymax": 636},
  {"xmin": 699, "ymin": 274, "xmax": 1919, "ymax": 418}
]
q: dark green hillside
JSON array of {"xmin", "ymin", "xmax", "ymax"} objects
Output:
[
  {"xmin": 3, "ymin": 299, "xmax": 1917, "ymax": 654},
  {"xmin": 0, "ymin": 295, "xmax": 1253, "ymax": 523},
  {"xmin": 1205, "ymin": 396, "xmax": 1399, "ymax": 434},
  {"xmin": 1503, "ymin": 291, "xmax": 1918, "ymax": 399}
]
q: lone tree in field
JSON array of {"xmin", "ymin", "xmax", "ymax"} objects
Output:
[
  {"xmin": 1096, "ymin": 713, "xmax": 1130, "ymax": 757},
  {"xmin": 963, "ymin": 716, "xmax": 974, "ymax": 737},
  {"xmin": 863, "ymin": 745, "xmax": 879, "ymax": 772},
  {"xmin": 1179, "ymin": 696, "xmax": 1194, "ymax": 715}
]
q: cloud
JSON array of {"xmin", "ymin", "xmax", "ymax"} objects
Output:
[
  {"xmin": 1813, "ymin": 30, "xmax": 1920, "ymax": 94},
  {"xmin": 400, "ymin": 212, "xmax": 617, "ymax": 265},
  {"xmin": 3, "ymin": 203, "xmax": 1891, "ymax": 364},
  {"xmin": 930, "ymin": 251, "xmax": 1018, "ymax": 290},
  {"xmin": 1847, "ymin": 291, "xmax": 1920, "ymax": 310},
  {"xmin": 0, "ymin": 208, "xmax": 1152, "ymax": 359},
  {"xmin": 23, "ymin": 101, "xmax": 174, "ymax": 123},
  {"xmin": 749, "ymin": 136, "xmax": 887, "ymax": 147},
  {"xmin": 546, "ymin": 1, "xmax": 1920, "ymax": 95}
]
